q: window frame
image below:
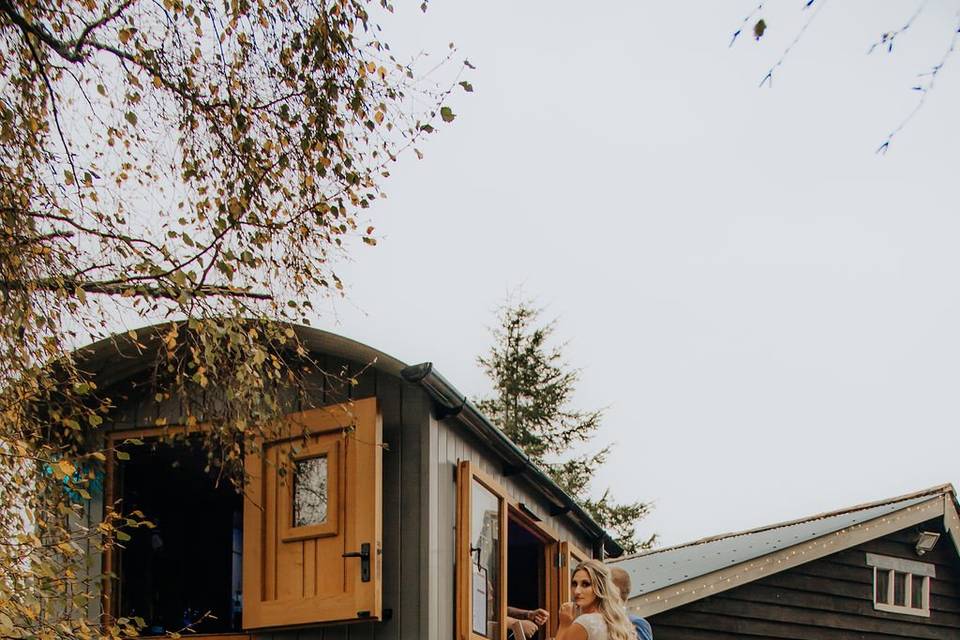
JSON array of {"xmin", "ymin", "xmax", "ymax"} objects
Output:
[
  {"xmin": 866, "ymin": 553, "xmax": 934, "ymax": 617},
  {"xmin": 506, "ymin": 504, "xmax": 559, "ymax": 640},
  {"xmin": 279, "ymin": 439, "xmax": 340, "ymax": 542},
  {"xmin": 558, "ymin": 540, "xmax": 589, "ymax": 606},
  {"xmin": 103, "ymin": 398, "xmax": 382, "ymax": 635},
  {"xmin": 456, "ymin": 460, "xmax": 589, "ymax": 640},
  {"xmin": 103, "ymin": 424, "xmax": 199, "ymax": 628},
  {"xmin": 457, "ymin": 461, "xmax": 509, "ymax": 640}
]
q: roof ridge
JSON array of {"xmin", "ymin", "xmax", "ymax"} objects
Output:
[{"xmin": 612, "ymin": 483, "xmax": 955, "ymax": 563}]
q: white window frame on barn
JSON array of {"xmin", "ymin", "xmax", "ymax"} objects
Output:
[{"xmin": 866, "ymin": 553, "xmax": 935, "ymax": 617}]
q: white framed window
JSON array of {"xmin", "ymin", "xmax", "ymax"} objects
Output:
[{"xmin": 866, "ymin": 553, "xmax": 935, "ymax": 617}]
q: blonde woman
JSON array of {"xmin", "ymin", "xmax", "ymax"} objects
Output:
[{"xmin": 557, "ymin": 559, "xmax": 635, "ymax": 640}]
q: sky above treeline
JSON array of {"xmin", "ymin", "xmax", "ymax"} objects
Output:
[{"xmin": 323, "ymin": 1, "xmax": 960, "ymax": 547}]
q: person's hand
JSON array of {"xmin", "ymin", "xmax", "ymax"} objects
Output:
[
  {"xmin": 558, "ymin": 602, "xmax": 576, "ymax": 627},
  {"xmin": 527, "ymin": 608, "xmax": 549, "ymax": 627}
]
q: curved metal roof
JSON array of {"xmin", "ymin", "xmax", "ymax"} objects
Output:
[{"xmin": 75, "ymin": 321, "xmax": 408, "ymax": 389}]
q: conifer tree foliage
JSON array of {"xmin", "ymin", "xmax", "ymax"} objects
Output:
[
  {"xmin": 477, "ymin": 299, "xmax": 654, "ymax": 554},
  {"xmin": 0, "ymin": 0, "xmax": 464, "ymax": 637}
]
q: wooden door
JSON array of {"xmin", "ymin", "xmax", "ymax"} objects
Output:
[{"xmin": 243, "ymin": 398, "xmax": 382, "ymax": 629}]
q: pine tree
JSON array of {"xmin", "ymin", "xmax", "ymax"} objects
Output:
[{"xmin": 477, "ymin": 298, "xmax": 655, "ymax": 554}]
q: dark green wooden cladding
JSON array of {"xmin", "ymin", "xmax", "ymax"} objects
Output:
[
  {"xmin": 105, "ymin": 355, "xmax": 431, "ymax": 640},
  {"xmin": 649, "ymin": 518, "xmax": 960, "ymax": 639}
]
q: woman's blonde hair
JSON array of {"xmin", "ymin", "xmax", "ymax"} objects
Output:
[{"xmin": 572, "ymin": 559, "xmax": 635, "ymax": 640}]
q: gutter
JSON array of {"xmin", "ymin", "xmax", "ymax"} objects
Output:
[{"xmin": 401, "ymin": 362, "xmax": 624, "ymax": 559}]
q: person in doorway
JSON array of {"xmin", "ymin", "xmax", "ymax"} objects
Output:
[
  {"xmin": 556, "ymin": 559, "xmax": 634, "ymax": 640},
  {"xmin": 506, "ymin": 606, "xmax": 548, "ymax": 639},
  {"xmin": 609, "ymin": 567, "xmax": 653, "ymax": 640}
]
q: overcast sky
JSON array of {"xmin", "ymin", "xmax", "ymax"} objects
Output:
[{"xmin": 316, "ymin": 1, "xmax": 960, "ymax": 547}]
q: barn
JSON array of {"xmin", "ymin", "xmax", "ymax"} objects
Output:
[
  {"xmin": 611, "ymin": 484, "xmax": 960, "ymax": 639},
  {"xmin": 73, "ymin": 322, "xmax": 622, "ymax": 640}
]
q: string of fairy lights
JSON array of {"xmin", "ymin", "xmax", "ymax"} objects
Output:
[{"xmin": 628, "ymin": 496, "xmax": 959, "ymax": 616}]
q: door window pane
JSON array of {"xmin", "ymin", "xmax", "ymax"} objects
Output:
[
  {"xmin": 471, "ymin": 480, "xmax": 501, "ymax": 638},
  {"xmin": 293, "ymin": 455, "xmax": 328, "ymax": 527}
]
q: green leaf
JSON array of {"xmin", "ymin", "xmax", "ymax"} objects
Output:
[
  {"xmin": 440, "ymin": 107, "xmax": 456, "ymax": 123},
  {"xmin": 753, "ymin": 19, "xmax": 767, "ymax": 40},
  {"xmin": 459, "ymin": 81, "xmax": 474, "ymax": 92},
  {"xmin": 125, "ymin": 112, "xmax": 138, "ymax": 126},
  {"xmin": 116, "ymin": 451, "xmax": 130, "ymax": 461}
]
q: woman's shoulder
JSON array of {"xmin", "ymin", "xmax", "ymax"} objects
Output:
[{"xmin": 574, "ymin": 612, "xmax": 607, "ymax": 639}]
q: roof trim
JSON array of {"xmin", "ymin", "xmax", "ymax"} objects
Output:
[
  {"xmin": 943, "ymin": 492, "xmax": 960, "ymax": 560},
  {"xmin": 620, "ymin": 485, "xmax": 959, "ymax": 618},
  {"xmin": 615, "ymin": 483, "xmax": 954, "ymax": 564}
]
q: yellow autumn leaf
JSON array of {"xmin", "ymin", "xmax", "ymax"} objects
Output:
[{"xmin": 57, "ymin": 460, "xmax": 75, "ymax": 477}]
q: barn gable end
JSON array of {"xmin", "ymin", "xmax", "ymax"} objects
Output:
[
  {"xmin": 650, "ymin": 516, "xmax": 960, "ymax": 639},
  {"xmin": 614, "ymin": 485, "xmax": 960, "ymax": 640}
]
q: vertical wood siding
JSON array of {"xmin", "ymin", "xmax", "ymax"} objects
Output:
[{"xmin": 649, "ymin": 518, "xmax": 960, "ymax": 639}]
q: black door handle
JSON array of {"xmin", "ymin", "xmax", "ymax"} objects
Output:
[{"xmin": 342, "ymin": 542, "xmax": 370, "ymax": 582}]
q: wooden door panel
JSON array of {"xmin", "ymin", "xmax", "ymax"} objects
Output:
[{"xmin": 243, "ymin": 398, "xmax": 382, "ymax": 629}]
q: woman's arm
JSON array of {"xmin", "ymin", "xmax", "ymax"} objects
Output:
[
  {"xmin": 556, "ymin": 622, "xmax": 588, "ymax": 640},
  {"xmin": 507, "ymin": 607, "xmax": 549, "ymax": 626},
  {"xmin": 556, "ymin": 603, "xmax": 588, "ymax": 640}
]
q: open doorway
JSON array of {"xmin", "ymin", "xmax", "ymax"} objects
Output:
[
  {"xmin": 114, "ymin": 438, "xmax": 243, "ymax": 635},
  {"xmin": 507, "ymin": 516, "xmax": 548, "ymax": 640}
]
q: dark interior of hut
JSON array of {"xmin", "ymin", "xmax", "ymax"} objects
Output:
[
  {"xmin": 507, "ymin": 517, "xmax": 547, "ymax": 639},
  {"xmin": 116, "ymin": 439, "xmax": 243, "ymax": 635}
]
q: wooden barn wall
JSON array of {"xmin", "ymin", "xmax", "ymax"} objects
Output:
[
  {"xmin": 425, "ymin": 414, "xmax": 598, "ymax": 640},
  {"xmin": 648, "ymin": 517, "xmax": 960, "ymax": 639},
  {"xmin": 102, "ymin": 353, "xmax": 433, "ymax": 640}
]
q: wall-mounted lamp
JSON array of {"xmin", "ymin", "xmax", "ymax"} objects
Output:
[{"xmin": 915, "ymin": 531, "xmax": 941, "ymax": 556}]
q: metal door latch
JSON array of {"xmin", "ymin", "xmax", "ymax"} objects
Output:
[{"xmin": 342, "ymin": 542, "xmax": 371, "ymax": 582}]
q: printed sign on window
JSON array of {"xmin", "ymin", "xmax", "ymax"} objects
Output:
[{"xmin": 472, "ymin": 566, "xmax": 487, "ymax": 635}]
